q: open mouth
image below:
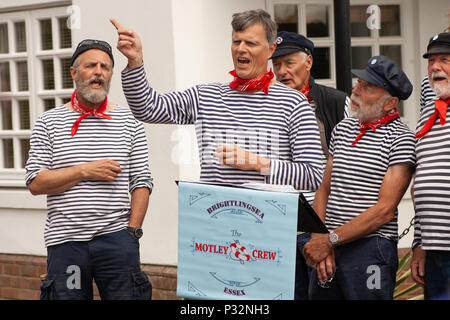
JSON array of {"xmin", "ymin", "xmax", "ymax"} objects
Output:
[
  {"xmin": 89, "ymin": 79, "xmax": 104, "ymax": 89},
  {"xmin": 350, "ymin": 99, "xmax": 361, "ymax": 109},
  {"xmin": 237, "ymin": 57, "xmax": 251, "ymax": 65},
  {"xmin": 280, "ymin": 79, "xmax": 291, "ymax": 85},
  {"xmin": 433, "ymin": 76, "xmax": 448, "ymax": 82}
]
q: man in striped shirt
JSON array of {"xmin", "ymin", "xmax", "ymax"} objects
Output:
[
  {"xmin": 411, "ymin": 32, "xmax": 450, "ymax": 300},
  {"xmin": 271, "ymin": 31, "xmax": 350, "ymax": 300},
  {"xmin": 111, "ymin": 10, "xmax": 323, "ymax": 191},
  {"xmin": 303, "ymin": 56, "xmax": 415, "ymax": 299},
  {"xmin": 26, "ymin": 39, "xmax": 153, "ymax": 300}
]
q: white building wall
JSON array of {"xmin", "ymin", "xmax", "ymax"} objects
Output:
[{"xmin": 0, "ymin": 0, "xmax": 449, "ymax": 265}]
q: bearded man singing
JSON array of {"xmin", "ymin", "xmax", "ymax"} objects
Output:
[
  {"xmin": 411, "ymin": 32, "xmax": 450, "ymax": 300},
  {"xmin": 303, "ymin": 56, "xmax": 416, "ymax": 300},
  {"xmin": 26, "ymin": 39, "xmax": 153, "ymax": 300}
]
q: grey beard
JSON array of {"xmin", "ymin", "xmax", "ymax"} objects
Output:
[{"xmin": 75, "ymin": 77, "xmax": 110, "ymax": 104}]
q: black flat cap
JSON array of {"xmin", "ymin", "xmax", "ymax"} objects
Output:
[
  {"xmin": 351, "ymin": 56, "xmax": 412, "ymax": 100},
  {"xmin": 71, "ymin": 39, "xmax": 114, "ymax": 67},
  {"xmin": 423, "ymin": 32, "xmax": 450, "ymax": 58},
  {"xmin": 271, "ymin": 31, "xmax": 314, "ymax": 59}
]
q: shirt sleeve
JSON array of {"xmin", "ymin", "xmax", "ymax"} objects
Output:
[
  {"xmin": 412, "ymin": 217, "xmax": 422, "ymax": 249},
  {"xmin": 25, "ymin": 116, "xmax": 53, "ymax": 185},
  {"xmin": 343, "ymin": 96, "xmax": 350, "ymax": 118},
  {"xmin": 389, "ymin": 130, "xmax": 416, "ymax": 168},
  {"xmin": 128, "ymin": 120, "xmax": 153, "ymax": 194},
  {"xmin": 121, "ymin": 64, "xmax": 199, "ymax": 125},
  {"xmin": 266, "ymin": 99, "xmax": 324, "ymax": 191}
]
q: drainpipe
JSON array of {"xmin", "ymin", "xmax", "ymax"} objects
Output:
[{"xmin": 334, "ymin": 0, "xmax": 352, "ymax": 95}]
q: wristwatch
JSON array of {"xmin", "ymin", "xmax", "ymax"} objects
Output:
[
  {"xmin": 127, "ymin": 226, "xmax": 143, "ymax": 239},
  {"xmin": 329, "ymin": 230, "xmax": 339, "ymax": 247}
]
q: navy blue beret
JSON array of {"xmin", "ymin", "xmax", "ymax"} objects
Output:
[
  {"xmin": 423, "ymin": 32, "xmax": 450, "ymax": 58},
  {"xmin": 71, "ymin": 39, "xmax": 114, "ymax": 67},
  {"xmin": 351, "ymin": 56, "xmax": 412, "ymax": 101},
  {"xmin": 271, "ymin": 31, "xmax": 314, "ymax": 59}
]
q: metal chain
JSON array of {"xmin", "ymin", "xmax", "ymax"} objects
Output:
[{"xmin": 398, "ymin": 216, "xmax": 415, "ymax": 240}]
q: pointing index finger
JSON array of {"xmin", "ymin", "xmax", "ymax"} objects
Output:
[{"xmin": 110, "ymin": 18, "xmax": 123, "ymax": 31}]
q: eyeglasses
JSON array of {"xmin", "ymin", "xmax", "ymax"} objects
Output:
[{"xmin": 76, "ymin": 39, "xmax": 112, "ymax": 52}]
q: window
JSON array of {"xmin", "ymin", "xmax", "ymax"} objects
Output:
[
  {"xmin": 0, "ymin": 6, "xmax": 73, "ymax": 183},
  {"xmin": 350, "ymin": 2, "xmax": 410, "ymax": 121},
  {"xmin": 268, "ymin": 0, "xmax": 416, "ymax": 128},
  {"xmin": 269, "ymin": 0, "xmax": 336, "ymax": 88}
]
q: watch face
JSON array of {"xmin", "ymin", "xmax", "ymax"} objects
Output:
[
  {"xmin": 135, "ymin": 228, "xmax": 143, "ymax": 238},
  {"xmin": 329, "ymin": 232, "xmax": 338, "ymax": 245}
]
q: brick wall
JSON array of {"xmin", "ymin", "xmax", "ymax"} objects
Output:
[
  {"xmin": 0, "ymin": 253, "xmax": 181, "ymax": 300},
  {"xmin": 0, "ymin": 251, "xmax": 423, "ymax": 300}
]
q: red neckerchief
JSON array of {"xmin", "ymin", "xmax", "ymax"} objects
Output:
[
  {"xmin": 352, "ymin": 108, "xmax": 400, "ymax": 145},
  {"xmin": 70, "ymin": 89, "xmax": 113, "ymax": 136},
  {"xmin": 415, "ymin": 98, "xmax": 450, "ymax": 139},
  {"xmin": 301, "ymin": 82, "xmax": 312, "ymax": 102},
  {"xmin": 229, "ymin": 69, "xmax": 274, "ymax": 94}
]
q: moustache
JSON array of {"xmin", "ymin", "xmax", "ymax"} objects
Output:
[
  {"xmin": 431, "ymin": 72, "xmax": 448, "ymax": 81},
  {"xmin": 87, "ymin": 77, "xmax": 106, "ymax": 86}
]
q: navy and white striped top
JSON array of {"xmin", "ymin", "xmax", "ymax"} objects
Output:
[
  {"xmin": 325, "ymin": 117, "xmax": 416, "ymax": 241},
  {"xmin": 413, "ymin": 99, "xmax": 450, "ymax": 251},
  {"xmin": 121, "ymin": 65, "xmax": 324, "ymax": 190},
  {"xmin": 25, "ymin": 105, "xmax": 153, "ymax": 247},
  {"xmin": 419, "ymin": 76, "xmax": 436, "ymax": 114}
]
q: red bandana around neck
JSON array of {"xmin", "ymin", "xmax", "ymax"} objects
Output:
[
  {"xmin": 70, "ymin": 89, "xmax": 113, "ymax": 136},
  {"xmin": 415, "ymin": 98, "xmax": 450, "ymax": 139},
  {"xmin": 301, "ymin": 82, "xmax": 312, "ymax": 102},
  {"xmin": 229, "ymin": 69, "xmax": 274, "ymax": 94},
  {"xmin": 352, "ymin": 108, "xmax": 400, "ymax": 145}
]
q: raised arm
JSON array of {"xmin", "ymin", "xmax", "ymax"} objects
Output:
[{"xmin": 110, "ymin": 18, "xmax": 143, "ymax": 70}]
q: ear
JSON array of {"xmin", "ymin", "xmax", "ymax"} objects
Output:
[
  {"xmin": 384, "ymin": 96, "xmax": 399, "ymax": 112},
  {"xmin": 70, "ymin": 66, "xmax": 77, "ymax": 81},
  {"xmin": 268, "ymin": 41, "xmax": 277, "ymax": 59},
  {"xmin": 305, "ymin": 54, "xmax": 313, "ymax": 72}
]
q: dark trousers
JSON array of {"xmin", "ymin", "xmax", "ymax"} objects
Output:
[
  {"xmin": 40, "ymin": 229, "xmax": 152, "ymax": 300},
  {"xmin": 309, "ymin": 236, "xmax": 398, "ymax": 300},
  {"xmin": 425, "ymin": 250, "xmax": 450, "ymax": 300},
  {"xmin": 295, "ymin": 233, "xmax": 312, "ymax": 300}
]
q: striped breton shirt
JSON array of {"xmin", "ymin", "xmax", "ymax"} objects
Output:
[
  {"xmin": 25, "ymin": 105, "xmax": 153, "ymax": 247},
  {"xmin": 413, "ymin": 99, "xmax": 450, "ymax": 251},
  {"xmin": 419, "ymin": 76, "xmax": 436, "ymax": 114},
  {"xmin": 325, "ymin": 117, "xmax": 416, "ymax": 241},
  {"xmin": 121, "ymin": 65, "xmax": 324, "ymax": 190}
]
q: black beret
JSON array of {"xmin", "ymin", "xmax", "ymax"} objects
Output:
[
  {"xmin": 423, "ymin": 32, "xmax": 450, "ymax": 58},
  {"xmin": 71, "ymin": 39, "xmax": 114, "ymax": 67},
  {"xmin": 351, "ymin": 56, "xmax": 413, "ymax": 101},
  {"xmin": 271, "ymin": 31, "xmax": 314, "ymax": 59}
]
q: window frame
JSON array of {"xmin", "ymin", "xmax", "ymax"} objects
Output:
[
  {"xmin": 0, "ymin": 6, "xmax": 73, "ymax": 185},
  {"xmin": 267, "ymin": 0, "xmax": 336, "ymax": 87},
  {"xmin": 266, "ymin": 0, "xmax": 417, "ymax": 129}
]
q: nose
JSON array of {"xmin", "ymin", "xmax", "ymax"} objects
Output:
[
  {"xmin": 352, "ymin": 82, "xmax": 361, "ymax": 95},
  {"xmin": 236, "ymin": 41, "xmax": 247, "ymax": 53},
  {"xmin": 93, "ymin": 63, "xmax": 102, "ymax": 75},
  {"xmin": 429, "ymin": 59, "xmax": 442, "ymax": 73},
  {"xmin": 273, "ymin": 63, "xmax": 286, "ymax": 78}
]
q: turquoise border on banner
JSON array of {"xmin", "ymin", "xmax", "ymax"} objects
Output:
[{"xmin": 177, "ymin": 182, "xmax": 298, "ymax": 300}]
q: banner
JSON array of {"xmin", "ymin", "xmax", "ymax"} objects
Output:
[{"xmin": 177, "ymin": 181, "xmax": 299, "ymax": 300}]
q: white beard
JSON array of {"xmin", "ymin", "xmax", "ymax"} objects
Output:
[
  {"xmin": 349, "ymin": 94, "xmax": 387, "ymax": 123},
  {"xmin": 75, "ymin": 75, "xmax": 110, "ymax": 104}
]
